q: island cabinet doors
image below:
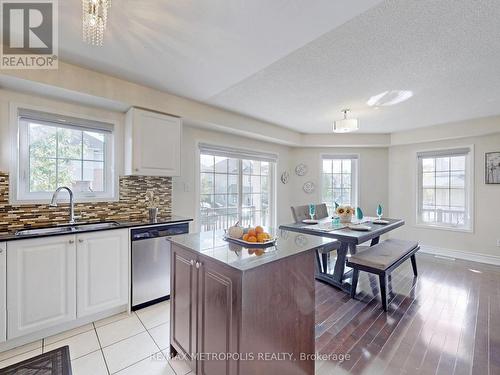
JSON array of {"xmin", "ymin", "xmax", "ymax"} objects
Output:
[
  {"xmin": 170, "ymin": 244, "xmax": 198, "ymax": 370},
  {"xmin": 196, "ymin": 257, "xmax": 241, "ymax": 375},
  {"xmin": 170, "ymin": 244, "xmax": 241, "ymax": 375}
]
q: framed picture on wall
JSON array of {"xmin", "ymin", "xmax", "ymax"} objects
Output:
[{"xmin": 485, "ymin": 152, "xmax": 500, "ymax": 184}]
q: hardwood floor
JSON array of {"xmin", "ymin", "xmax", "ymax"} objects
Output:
[{"xmin": 314, "ymin": 253, "xmax": 500, "ymax": 375}]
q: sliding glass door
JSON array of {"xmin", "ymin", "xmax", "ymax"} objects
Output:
[{"xmin": 200, "ymin": 147, "xmax": 275, "ymax": 231}]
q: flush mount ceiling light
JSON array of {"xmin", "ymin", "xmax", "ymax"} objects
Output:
[
  {"xmin": 367, "ymin": 90, "xmax": 413, "ymax": 107},
  {"xmin": 82, "ymin": 0, "xmax": 111, "ymax": 46},
  {"xmin": 333, "ymin": 109, "xmax": 359, "ymax": 133}
]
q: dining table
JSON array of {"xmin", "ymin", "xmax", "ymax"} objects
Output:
[{"xmin": 279, "ymin": 217, "xmax": 405, "ymax": 291}]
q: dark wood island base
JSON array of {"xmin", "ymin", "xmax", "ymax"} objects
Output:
[{"xmin": 168, "ymin": 230, "xmax": 333, "ymax": 375}]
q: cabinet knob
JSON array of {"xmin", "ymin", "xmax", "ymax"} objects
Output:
[
  {"xmin": 69, "ymin": 240, "xmax": 75, "ymax": 244},
  {"xmin": 190, "ymin": 259, "xmax": 195, "ymax": 266},
  {"xmin": 78, "ymin": 239, "xmax": 84, "ymax": 243},
  {"xmin": 195, "ymin": 262, "xmax": 201, "ymax": 269},
  {"xmin": 0, "ymin": 248, "xmax": 3, "ymax": 254}
]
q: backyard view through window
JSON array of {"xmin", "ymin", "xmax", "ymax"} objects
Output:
[
  {"xmin": 321, "ymin": 156, "xmax": 358, "ymax": 215},
  {"xmin": 200, "ymin": 153, "xmax": 273, "ymax": 231},
  {"xmin": 417, "ymin": 148, "xmax": 471, "ymax": 229},
  {"xmin": 28, "ymin": 123, "xmax": 105, "ymax": 192},
  {"xmin": 16, "ymin": 109, "xmax": 114, "ymax": 201}
]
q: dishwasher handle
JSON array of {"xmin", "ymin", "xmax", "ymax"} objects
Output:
[{"xmin": 131, "ymin": 222, "xmax": 189, "ymax": 241}]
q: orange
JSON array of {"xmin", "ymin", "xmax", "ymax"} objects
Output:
[
  {"xmin": 254, "ymin": 249, "xmax": 265, "ymax": 256},
  {"xmin": 242, "ymin": 234, "xmax": 249, "ymax": 241},
  {"xmin": 255, "ymin": 226, "xmax": 264, "ymax": 234},
  {"xmin": 247, "ymin": 236, "xmax": 257, "ymax": 242},
  {"xmin": 247, "ymin": 228, "xmax": 256, "ymax": 237},
  {"xmin": 256, "ymin": 233, "xmax": 266, "ymax": 242}
]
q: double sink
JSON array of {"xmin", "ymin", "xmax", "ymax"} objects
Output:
[{"xmin": 15, "ymin": 221, "xmax": 121, "ymax": 236}]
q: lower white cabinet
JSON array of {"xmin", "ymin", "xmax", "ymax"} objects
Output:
[
  {"xmin": 0, "ymin": 242, "xmax": 6, "ymax": 343},
  {"xmin": 5, "ymin": 228, "xmax": 129, "ymax": 342},
  {"xmin": 7, "ymin": 236, "xmax": 77, "ymax": 339},
  {"xmin": 77, "ymin": 229, "xmax": 129, "ymax": 318}
]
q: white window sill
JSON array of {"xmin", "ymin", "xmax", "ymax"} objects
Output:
[{"xmin": 414, "ymin": 223, "xmax": 474, "ymax": 234}]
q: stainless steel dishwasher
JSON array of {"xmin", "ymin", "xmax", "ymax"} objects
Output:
[{"xmin": 131, "ymin": 222, "xmax": 189, "ymax": 310}]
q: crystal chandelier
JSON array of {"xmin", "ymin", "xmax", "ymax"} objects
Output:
[{"xmin": 82, "ymin": 0, "xmax": 111, "ymax": 46}]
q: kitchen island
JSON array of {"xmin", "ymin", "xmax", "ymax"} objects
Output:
[{"xmin": 168, "ymin": 229, "xmax": 335, "ymax": 375}]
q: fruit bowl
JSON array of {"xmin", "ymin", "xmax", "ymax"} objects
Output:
[
  {"xmin": 224, "ymin": 225, "xmax": 276, "ymax": 248},
  {"xmin": 224, "ymin": 236, "xmax": 277, "ymax": 248}
]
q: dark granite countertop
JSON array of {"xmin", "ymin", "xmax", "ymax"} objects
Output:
[
  {"xmin": 168, "ymin": 229, "xmax": 334, "ymax": 271},
  {"xmin": 0, "ymin": 215, "xmax": 193, "ymax": 242}
]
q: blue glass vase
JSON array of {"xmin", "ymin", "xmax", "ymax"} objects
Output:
[
  {"xmin": 376, "ymin": 204, "xmax": 383, "ymax": 220},
  {"xmin": 308, "ymin": 204, "xmax": 316, "ymax": 220}
]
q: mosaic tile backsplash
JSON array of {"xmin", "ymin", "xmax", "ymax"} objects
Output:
[{"xmin": 0, "ymin": 172, "xmax": 172, "ymax": 233}]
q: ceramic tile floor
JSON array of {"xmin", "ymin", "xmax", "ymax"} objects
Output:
[{"xmin": 0, "ymin": 301, "xmax": 192, "ymax": 375}]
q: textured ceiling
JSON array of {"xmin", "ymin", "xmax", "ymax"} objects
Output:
[
  {"xmin": 209, "ymin": 0, "xmax": 500, "ymax": 133},
  {"xmin": 58, "ymin": 0, "xmax": 381, "ymax": 100},
  {"xmin": 57, "ymin": 0, "xmax": 500, "ymax": 134}
]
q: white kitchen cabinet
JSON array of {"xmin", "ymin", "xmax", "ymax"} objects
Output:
[
  {"xmin": 125, "ymin": 107, "xmax": 182, "ymax": 176},
  {"xmin": 76, "ymin": 229, "xmax": 129, "ymax": 318},
  {"xmin": 0, "ymin": 242, "xmax": 6, "ymax": 343},
  {"xmin": 7, "ymin": 236, "xmax": 77, "ymax": 339}
]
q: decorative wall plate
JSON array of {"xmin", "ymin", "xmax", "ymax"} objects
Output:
[
  {"xmin": 280, "ymin": 171, "xmax": 290, "ymax": 184},
  {"xmin": 303, "ymin": 181, "xmax": 315, "ymax": 194},
  {"xmin": 295, "ymin": 164, "xmax": 308, "ymax": 176}
]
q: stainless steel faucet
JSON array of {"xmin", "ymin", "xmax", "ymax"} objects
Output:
[{"xmin": 50, "ymin": 186, "xmax": 77, "ymax": 224}]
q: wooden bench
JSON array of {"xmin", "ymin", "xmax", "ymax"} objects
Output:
[{"xmin": 346, "ymin": 239, "xmax": 420, "ymax": 311}]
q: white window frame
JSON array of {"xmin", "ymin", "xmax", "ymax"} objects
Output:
[
  {"xmin": 415, "ymin": 146, "xmax": 474, "ymax": 232},
  {"xmin": 196, "ymin": 143, "xmax": 277, "ymax": 231},
  {"xmin": 9, "ymin": 103, "xmax": 118, "ymax": 204},
  {"xmin": 320, "ymin": 154, "xmax": 359, "ymax": 212}
]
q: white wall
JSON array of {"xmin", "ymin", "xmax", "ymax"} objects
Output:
[
  {"xmin": 288, "ymin": 147, "xmax": 389, "ymax": 216},
  {"xmin": 0, "ymin": 89, "xmax": 296, "ymax": 229},
  {"xmin": 5, "ymin": 70, "xmax": 499, "ymax": 264},
  {"xmin": 171, "ymin": 132, "xmax": 391, "ymax": 230},
  {"xmin": 172, "ymin": 125, "xmax": 293, "ymax": 230},
  {"xmin": 389, "ymin": 131, "xmax": 500, "ymax": 258},
  {"xmin": 0, "ymin": 62, "xmax": 303, "ymax": 146}
]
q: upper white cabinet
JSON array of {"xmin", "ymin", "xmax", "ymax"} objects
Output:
[
  {"xmin": 125, "ymin": 107, "xmax": 182, "ymax": 176},
  {"xmin": 0, "ymin": 242, "xmax": 6, "ymax": 343},
  {"xmin": 7, "ymin": 236, "xmax": 77, "ymax": 339},
  {"xmin": 77, "ymin": 229, "xmax": 129, "ymax": 318}
]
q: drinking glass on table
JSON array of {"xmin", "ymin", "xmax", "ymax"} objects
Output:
[
  {"xmin": 309, "ymin": 204, "xmax": 316, "ymax": 220},
  {"xmin": 376, "ymin": 204, "xmax": 384, "ymax": 220}
]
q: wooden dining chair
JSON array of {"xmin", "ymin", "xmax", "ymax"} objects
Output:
[{"xmin": 290, "ymin": 204, "xmax": 339, "ymax": 274}]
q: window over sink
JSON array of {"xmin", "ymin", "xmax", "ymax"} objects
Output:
[
  {"xmin": 11, "ymin": 106, "xmax": 117, "ymax": 203},
  {"xmin": 199, "ymin": 143, "xmax": 276, "ymax": 231}
]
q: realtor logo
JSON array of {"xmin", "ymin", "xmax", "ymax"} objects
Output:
[{"xmin": 1, "ymin": 0, "xmax": 58, "ymax": 69}]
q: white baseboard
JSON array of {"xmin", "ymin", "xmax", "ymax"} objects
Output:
[
  {"xmin": 0, "ymin": 305, "xmax": 128, "ymax": 353},
  {"xmin": 420, "ymin": 245, "xmax": 500, "ymax": 266}
]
